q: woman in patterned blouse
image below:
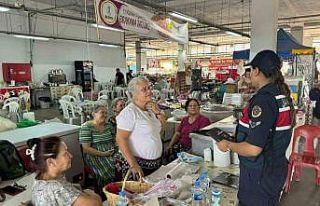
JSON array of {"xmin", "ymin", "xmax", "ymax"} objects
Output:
[
  {"xmin": 27, "ymin": 136, "xmax": 101, "ymax": 206},
  {"xmin": 79, "ymin": 105, "xmax": 116, "ymax": 187}
]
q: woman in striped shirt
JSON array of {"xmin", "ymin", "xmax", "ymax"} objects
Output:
[{"xmin": 79, "ymin": 105, "xmax": 115, "ymax": 187}]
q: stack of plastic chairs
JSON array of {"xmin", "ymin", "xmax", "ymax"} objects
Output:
[
  {"xmin": 2, "ymin": 101, "xmax": 20, "ymax": 122},
  {"xmin": 59, "ymin": 99, "xmax": 84, "ymax": 125}
]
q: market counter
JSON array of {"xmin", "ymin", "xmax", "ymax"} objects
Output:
[{"xmin": 0, "ymin": 122, "xmax": 83, "ymax": 183}]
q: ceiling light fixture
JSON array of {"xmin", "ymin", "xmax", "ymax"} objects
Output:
[
  {"xmin": 0, "ymin": 6, "xmax": 10, "ymax": 12},
  {"xmin": 14, "ymin": 34, "xmax": 50, "ymax": 41},
  {"xmin": 91, "ymin": 24, "xmax": 124, "ymax": 33},
  {"xmin": 98, "ymin": 43, "xmax": 120, "ymax": 48},
  {"xmin": 169, "ymin": 12, "xmax": 198, "ymax": 24},
  {"xmin": 225, "ymin": 31, "xmax": 242, "ymax": 37}
]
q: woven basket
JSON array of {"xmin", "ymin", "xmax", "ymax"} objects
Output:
[{"xmin": 103, "ymin": 169, "xmax": 153, "ymax": 206}]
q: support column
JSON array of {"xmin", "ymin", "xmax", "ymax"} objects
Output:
[
  {"xmin": 291, "ymin": 26, "xmax": 304, "ymax": 44},
  {"xmin": 178, "ymin": 44, "xmax": 188, "ymax": 71},
  {"xmin": 250, "ymin": 0, "xmax": 279, "ymax": 59},
  {"xmin": 303, "ymin": 36, "xmax": 313, "ymax": 47},
  {"xmin": 135, "ymin": 41, "xmax": 141, "ymax": 73},
  {"xmin": 141, "ymin": 51, "xmax": 147, "ymax": 72}
]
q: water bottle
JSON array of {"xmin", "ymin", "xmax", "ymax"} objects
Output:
[
  {"xmin": 192, "ymin": 181, "xmax": 204, "ymax": 206},
  {"xmin": 116, "ymin": 191, "xmax": 128, "ymax": 206},
  {"xmin": 211, "ymin": 186, "xmax": 221, "ymax": 206}
]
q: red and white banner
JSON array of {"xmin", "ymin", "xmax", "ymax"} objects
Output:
[{"xmin": 95, "ymin": 0, "xmax": 189, "ymax": 44}]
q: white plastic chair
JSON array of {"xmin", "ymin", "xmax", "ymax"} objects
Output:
[
  {"xmin": 114, "ymin": 87, "xmax": 126, "ymax": 98},
  {"xmin": 102, "ymin": 82, "xmax": 113, "ymax": 91},
  {"xmin": 98, "ymin": 90, "xmax": 113, "ymax": 100},
  {"xmin": 98, "ymin": 95, "xmax": 109, "ymax": 101},
  {"xmin": 61, "ymin": 95, "xmax": 77, "ymax": 103},
  {"xmin": 4, "ymin": 97, "xmax": 20, "ymax": 105},
  {"xmin": 69, "ymin": 87, "xmax": 83, "ymax": 102},
  {"xmin": 59, "ymin": 99, "xmax": 84, "ymax": 125},
  {"xmin": 2, "ymin": 101, "xmax": 20, "ymax": 122}
]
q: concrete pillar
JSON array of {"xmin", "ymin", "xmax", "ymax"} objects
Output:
[
  {"xmin": 291, "ymin": 26, "xmax": 304, "ymax": 44},
  {"xmin": 141, "ymin": 51, "xmax": 147, "ymax": 71},
  {"xmin": 135, "ymin": 41, "xmax": 141, "ymax": 72},
  {"xmin": 178, "ymin": 44, "xmax": 188, "ymax": 71},
  {"xmin": 250, "ymin": 0, "xmax": 279, "ymax": 60},
  {"xmin": 303, "ymin": 36, "xmax": 313, "ymax": 47}
]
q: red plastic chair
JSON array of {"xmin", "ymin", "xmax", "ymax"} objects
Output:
[{"xmin": 284, "ymin": 125, "xmax": 320, "ymax": 192}]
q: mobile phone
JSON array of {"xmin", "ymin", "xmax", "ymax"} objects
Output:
[{"xmin": 1, "ymin": 185, "xmax": 25, "ymax": 196}]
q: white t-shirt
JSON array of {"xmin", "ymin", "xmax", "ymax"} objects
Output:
[{"xmin": 116, "ymin": 103, "xmax": 162, "ymax": 160}]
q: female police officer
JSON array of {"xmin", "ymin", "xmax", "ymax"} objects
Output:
[{"xmin": 217, "ymin": 50, "xmax": 295, "ymax": 206}]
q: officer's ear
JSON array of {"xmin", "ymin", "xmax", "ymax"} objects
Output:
[{"xmin": 251, "ymin": 67, "xmax": 260, "ymax": 77}]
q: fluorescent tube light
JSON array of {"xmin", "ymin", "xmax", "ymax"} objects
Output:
[
  {"xmin": 225, "ymin": 31, "xmax": 242, "ymax": 37},
  {"xmin": 91, "ymin": 24, "xmax": 124, "ymax": 32},
  {"xmin": 14, "ymin": 35, "xmax": 50, "ymax": 41},
  {"xmin": 98, "ymin": 44, "xmax": 119, "ymax": 48},
  {"xmin": 169, "ymin": 12, "xmax": 198, "ymax": 24},
  {"xmin": 0, "ymin": 6, "xmax": 10, "ymax": 12}
]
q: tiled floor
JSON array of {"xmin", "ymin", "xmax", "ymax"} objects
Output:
[{"xmin": 32, "ymin": 107, "xmax": 320, "ymax": 206}]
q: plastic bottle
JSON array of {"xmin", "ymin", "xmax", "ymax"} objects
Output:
[
  {"xmin": 211, "ymin": 186, "xmax": 221, "ymax": 206},
  {"xmin": 116, "ymin": 191, "xmax": 128, "ymax": 206},
  {"xmin": 192, "ymin": 180, "xmax": 204, "ymax": 206}
]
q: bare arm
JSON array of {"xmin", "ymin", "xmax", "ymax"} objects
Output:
[
  {"xmin": 82, "ymin": 143, "xmax": 113, "ymax": 157},
  {"xmin": 73, "ymin": 190, "xmax": 102, "ymax": 206},
  {"xmin": 116, "ymin": 129, "xmax": 138, "ymax": 167},
  {"xmin": 168, "ymin": 131, "xmax": 180, "ymax": 149},
  {"xmin": 217, "ymin": 140, "xmax": 262, "ymax": 157}
]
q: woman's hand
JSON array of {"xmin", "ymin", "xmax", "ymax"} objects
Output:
[
  {"xmin": 130, "ymin": 164, "xmax": 144, "ymax": 180},
  {"xmin": 216, "ymin": 140, "xmax": 231, "ymax": 152},
  {"xmin": 103, "ymin": 149, "xmax": 114, "ymax": 157},
  {"xmin": 147, "ymin": 101, "xmax": 161, "ymax": 115}
]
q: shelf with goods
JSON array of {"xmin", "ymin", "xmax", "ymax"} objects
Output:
[{"xmin": 208, "ymin": 57, "xmax": 240, "ymax": 82}]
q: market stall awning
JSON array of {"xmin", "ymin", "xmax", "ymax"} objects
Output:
[
  {"xmin": 233, "ymin": 28, "xmax": 315, "ymax": 60},
  {"xmin": 277, "ymin": 28, "xmax": 314, "ymax": 59}
]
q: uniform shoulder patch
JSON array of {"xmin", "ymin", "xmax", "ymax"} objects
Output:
[{"xmin": 252, "ymin": 105, "xmax": 262, "ymax": 118}]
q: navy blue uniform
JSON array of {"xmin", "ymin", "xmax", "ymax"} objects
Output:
[{"xmin": 237, "ymin": 83, "xmax": 293, "ymax": 206}]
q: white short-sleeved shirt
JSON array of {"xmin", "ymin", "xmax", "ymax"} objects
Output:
[{"xmin": 116, "ymin": 103, "xmax": 162, "ymax": 160}]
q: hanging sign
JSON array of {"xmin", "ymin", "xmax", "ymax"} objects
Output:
[{"xmin": 96, "ymin": 0, "xmax": 189, "ymax": 44}]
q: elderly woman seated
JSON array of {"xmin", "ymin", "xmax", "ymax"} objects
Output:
[
  {"xmin": 26, "ymin": 137, "xmax": 102, "ymax": 206},
  {"xmin": 108, "ymin": 97, "xmax": 126, "ymax": 136},
  {"xmin": 114, "ymin": 76, "xmax": 166, "ymax": 180},
  {"xmin": 167, "ymin": 98, "xmax": 211, "ymax": 155},
  {"xmin": 79, "ymin": 105, "xmax": 116, "ymax": 187}
]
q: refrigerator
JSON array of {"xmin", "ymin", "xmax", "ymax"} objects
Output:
[{"xmin": 74, "ymin": 61, "xmax": 93, "ymax": 92}]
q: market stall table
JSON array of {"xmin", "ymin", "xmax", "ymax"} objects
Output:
[{"xmin": 0, "ymin": 122, "xmax": 83, "ymax": 182}]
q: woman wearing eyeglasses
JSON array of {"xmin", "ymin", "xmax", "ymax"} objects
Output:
[
  {"xmin": 167, "ymin": 98, "xmax": 211, "ymax": 155},
  {"xmin": 114, "ymin": 76, "xmax": 166, "ymax": 180}
]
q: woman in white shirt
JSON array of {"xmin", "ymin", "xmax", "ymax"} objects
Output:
[{"xmin": 115, "ymin": 76, "xmax": 166, "ymax": 180}]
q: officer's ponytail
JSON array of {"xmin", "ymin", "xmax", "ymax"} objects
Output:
[{"xmin": 270, "ymin": 69, "xmax": 296, "ymax": 127}]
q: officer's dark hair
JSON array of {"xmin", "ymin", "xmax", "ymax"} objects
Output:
[
  {"xmin": 262, "ymin": 65, "xmax": 296, "ymax": 127},
  {"xmin": 185, "ymin": 98, "xmax": 200, "ymax": 112}
]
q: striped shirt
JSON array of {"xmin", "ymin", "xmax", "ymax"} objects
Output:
[{"xmin": 79, "ymin": 121, "xmax": 115, "ymax": 186}]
